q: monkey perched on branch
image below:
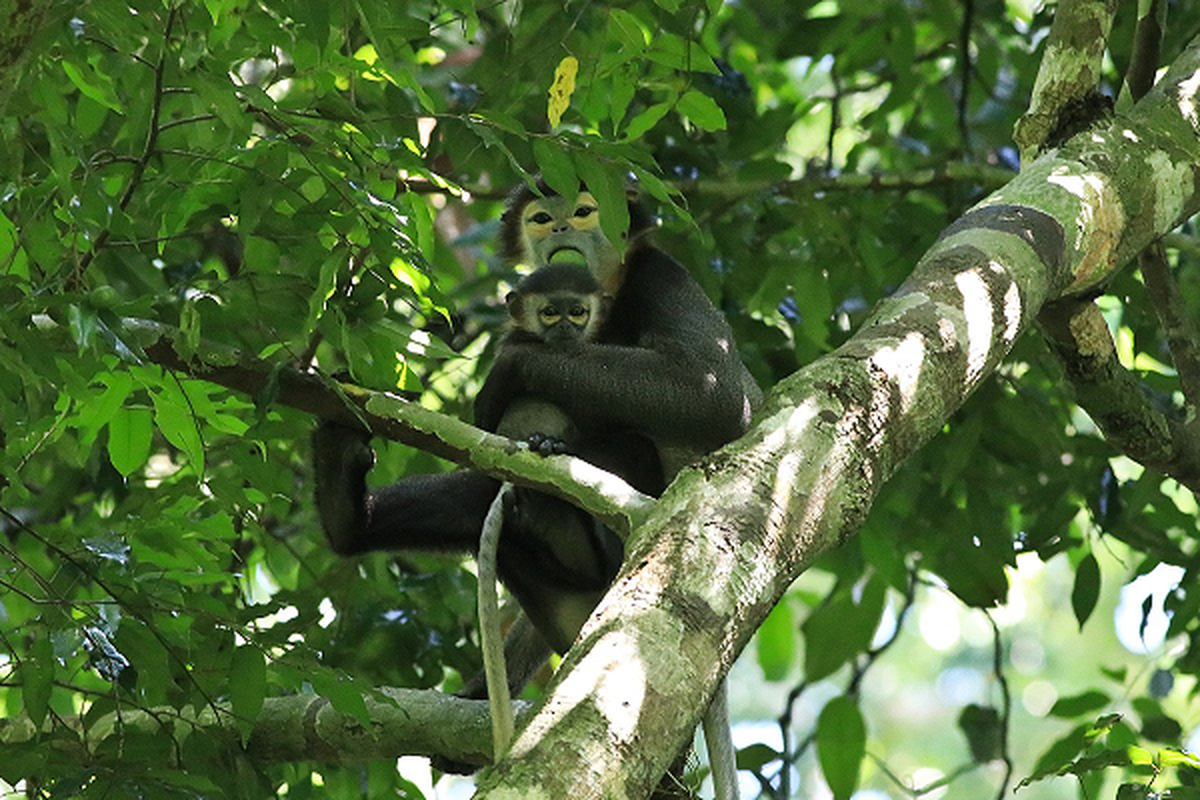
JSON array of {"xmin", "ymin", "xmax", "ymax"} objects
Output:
[{"xmin": 313, "ymin": 180, "xmax": 760, "ymax": 788}]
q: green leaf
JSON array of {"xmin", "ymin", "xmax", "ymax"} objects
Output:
[
  {"xmin": 1049, "ymin": 689, "xmax": 1110, "ymax": 718},
  {"xmin": 1157, "ymin": 749, "xmax": 1200, "ymax": 768},
  {"xmin": 0, "ymin": 210, "xmax": 29, "ymax": 278},
  {"xmin": 1021, "ymin": 715, "xmax": 1124, "ymax": 788},
  {"xmin": 151, "ymin": 387, "xmax": 204, "ymax": 474},
  {"xmin": 608, "ymin": 9, "xmax": 648, "ymax": 53},
  {"xmin": 624, "ymin": 102, "xmax": 671, "ymax": 141},
  {"xmin": 106, "ymin": 407, "xmax": 153, "ymax": 476},
  {"xmin": 311, "ymin": 670, "xmax": 371, "ymax": 726},
  {"xmin": 19, "ymin": 632, "xmax": 54, "ymax": 729},
  {"xmin": 230, "ymin": 646, "xmax": 267, "ymax": 744},
  {"xmin": 473, "ymin": 110, "xmax": 528, "ymax": 139},
  {"xmin": 817, "ymin": 696, "xmax": 865, "ymax": 800},
  {"xmin": 574, "ymin": 153, "xmax": 629, "ymax": 249},
  {"xmin": 1020, "ymin": 722, "xmax": 1091, "ymax": 787},
  {"xmin": 803, "ymin": 576, "xmax": 886, "ymax": 682},
  {"xmin": 735, "ymin": 743, "xmax": 781, "ymax": 772},
  {"xmin": 533, "ymin": 138, "xmax": 578, "ymax": 200},
  {"xmin": 608, "ymin": 68, "xmax": 636, "ymax": 132},
  {"xmin": 243, "ymin": 235, "xmax": 281, "ymax": 273},
  {"xmin": 403, "ymin": 193, "xmax": 436, "ymax": 261},
  {"xmin": 61, "ymin": 60, "xmax": 124, "ymax": 114},
  {"xmin": 677, "ymin": 89, "xmax": 726, "ymax": 131},
  {"xmin": 755, "ymin": 598, "xmax": 796, "ymax": 681},
  {"xmin": 958, "ymin": 704, "xmax": 1003, "ymax": 763},
  {"xmin": 1071, "ymin": 552, "xmax": 1101, "ymax": 629},
  {"xmin": 646, "ymin": 33, "xmax": 718, "ymax": 73}
]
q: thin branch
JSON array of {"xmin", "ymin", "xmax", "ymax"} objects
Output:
[
  {"xmin": 0, "ymin": 507, "xmax": 227, "ymax": 727},
  {"xmin": 70, "ymin": 7, "xmax": 179, "ymax": 289},
  {"xmin": 986, "ymin": 612, "xmax": 1013, "ymax": 800},
  {"xmin": 1038, "ymin": 298, "xmax": 1200, "ymax": 493},
  {"xmin": 1124, "ymin": 0, "xmax": 1167, "ymax": 102},
  {"xmin": 1012, "ymin": 0, "xmax": 1118, "ymax": 161},
  {"xmin": 957, "ymin": 0, "xmax": 975, "ymax": 149},
  {"xmin": 1139, "ymin": 244, "xmax": 1200, "ymax": 423},
  {"xmin": 157, "ymin": 113, "xmax": 219, "ymax": 133}
]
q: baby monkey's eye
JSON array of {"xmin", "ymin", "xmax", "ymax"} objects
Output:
[
  {"xmin": 573, "ymin": 205, "xmax": 596, "ymax": 218},
  {"xmin": 528, "ymin": 212, "xmax": 554, "ymax": 225}
]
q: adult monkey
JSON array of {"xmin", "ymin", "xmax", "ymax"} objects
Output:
[
  {"xmin": 313, "ymin": 180, "xmax": 760, "ymax": 786},
  {"xmin": 475, "ymin": 182, "xmax": 760, "ymax": 474}
]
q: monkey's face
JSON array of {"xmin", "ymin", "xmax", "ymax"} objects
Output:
[
  {"xmin": 535, "ymin": 293, "xmax": 595, "ymax": 344},
  {"xmin": 519, "ymin": 192, "xmax": 622, "ymax": 293},
  {"xmin": 508, "ymin": 290, "xmax": 606, "ymax": 345}
]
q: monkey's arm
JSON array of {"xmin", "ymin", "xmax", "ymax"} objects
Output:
[
  {"xmin": 476, "ymin": 342, "xmax": 753, "ymax": 449},
  {"xmin": 476, "ymin": 247, "xmax": 760, "ymax": 450}
]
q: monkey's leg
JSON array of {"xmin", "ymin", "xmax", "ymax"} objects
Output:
[
  {"xmin": 456, "ymin": 612, "xmax": 553, "ymax": 701},
  {"xmin": 312, "ymin": 421, "xmax": 500, "ymax": 555},
  {"xmin": 432, "ymin": 613, "xmax": 553, "ymax": 776}
]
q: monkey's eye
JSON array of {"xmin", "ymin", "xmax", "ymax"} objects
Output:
[
  {"xmin": 573, "ymin": 205, "xmax": 596, "ymax": 218},
  {"xmin": 527, "ymin": 211, "xmax": 554, "ymax": 225},
  {"xmin": 538, "ymin": 306, "xmax": 562, "ymax": 325},
  {"xmin": 567, "ymin": 304, "xmax": 590, "ymax": 324}
]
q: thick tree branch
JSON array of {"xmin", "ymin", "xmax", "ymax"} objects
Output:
[
  {"xmin": 1036, "ymin": 0, "xmax": 1200, "ymax": 480},
  {"xmin": 0, "ymin": 687, "xmax": 516, "ymax": 768},
  {"xmin": 1012, "ymin": 0, "xmax": 1117, "ymax": 161},
  {"xmin": 474, "ymin": 34, "xmax": 1200, "ymax": 798},
  {"xmin": 397, "ymin": 163, "xmax": 1016, "ymax": 203},
  {"xmin": 95, "ymin": 319, "xmax": 655, "ymax": 536}
]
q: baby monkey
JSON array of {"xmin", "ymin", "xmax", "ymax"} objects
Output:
[
  {"xmin": 495, "ymin": 264, "xmax": 611, "ymax": 456},
  {"xmin": 504, "ymin": 263, "xmax": 610, "ymax": 346}
]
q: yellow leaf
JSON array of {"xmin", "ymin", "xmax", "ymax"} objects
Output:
[{"xmin": 548, "ymin": 56, "xmax": 579, "ymax": 128}]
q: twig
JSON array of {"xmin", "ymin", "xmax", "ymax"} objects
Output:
[
  {"xmin": 1139, "ymin": 244, "xmax": 1200, "ymax": 422},
  {"xmin": 986, "ymin": 612, "xmax": 1013, "ymax": 799},
  {"xmin": 70, "ymin": 7, "xmax": 179, "ymax": 289},
  {"xmin": 958, "ymin": 0, "xmax": 975, "ymax": 148}
]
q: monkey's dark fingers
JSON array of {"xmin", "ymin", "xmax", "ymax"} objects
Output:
[{"xmin": 526, "ymin": 432, "xmax": 572, "ymax": 457}]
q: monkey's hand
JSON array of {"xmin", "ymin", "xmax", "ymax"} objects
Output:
[
  {"xmin": 311, "ymin": 421, "xmax": 375, "ymax": 555},
  {"xmin": 526, "ymin": 432, "xmax": 572, "ymax": 457}
]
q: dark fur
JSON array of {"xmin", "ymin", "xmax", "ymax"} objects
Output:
[{"xmin": 312, "ymin": 184, "xmax": 760, "ymax": 764}]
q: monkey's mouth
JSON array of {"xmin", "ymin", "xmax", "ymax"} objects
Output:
[{"xmin": 548, "ymin": 247, "xmax": 588, "ymax": 267}]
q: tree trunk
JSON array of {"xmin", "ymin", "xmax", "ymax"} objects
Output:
[{"xmin": 474, "ymin": 33, "xmax": 1200, "ymax": 799}]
